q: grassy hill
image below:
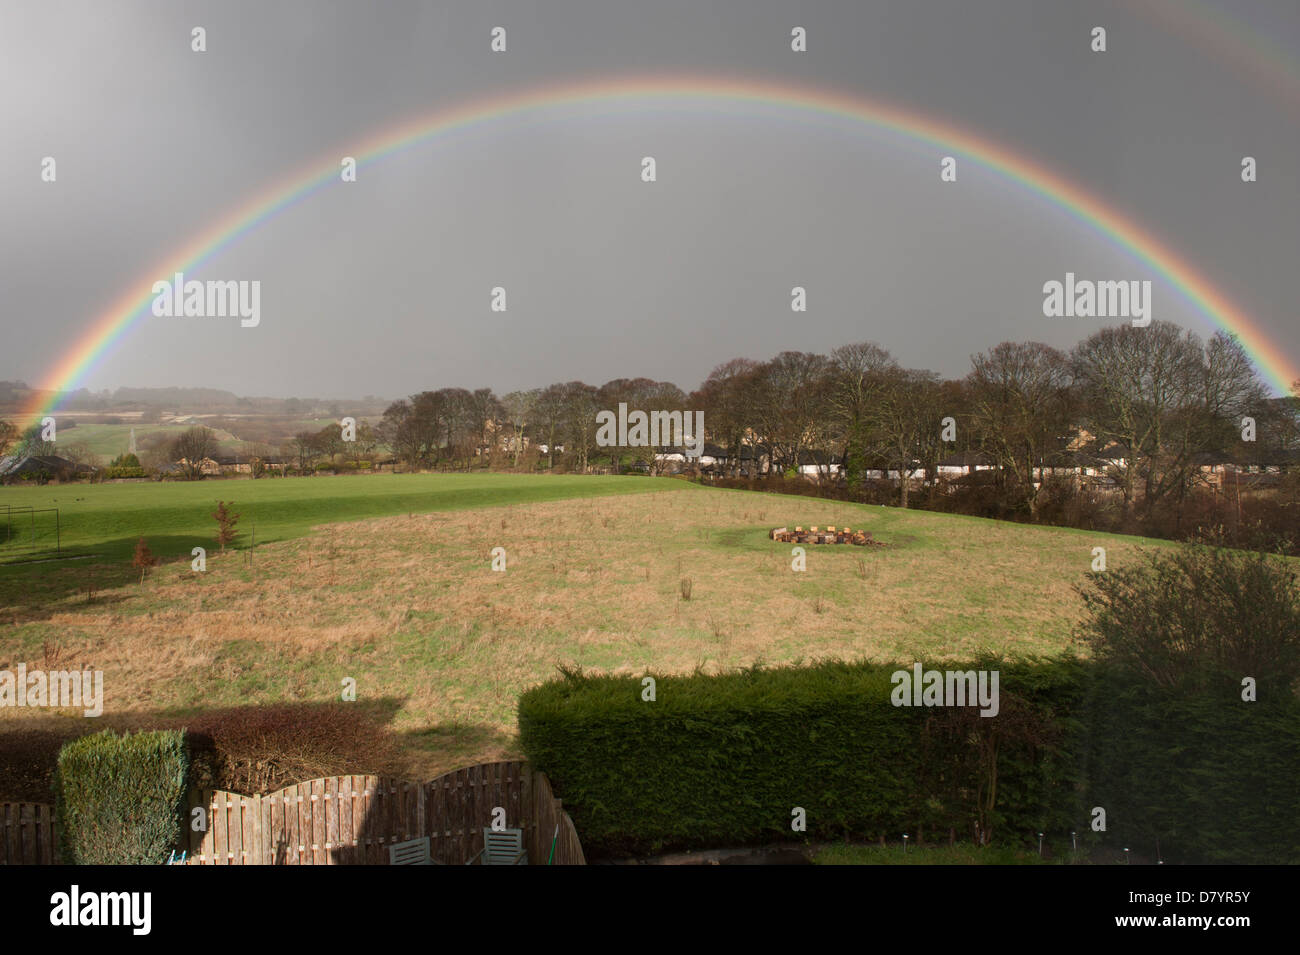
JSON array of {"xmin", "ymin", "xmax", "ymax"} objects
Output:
[{"xmin": 1, "ymin": 476, "xmax": 1179, "ymax": 785}]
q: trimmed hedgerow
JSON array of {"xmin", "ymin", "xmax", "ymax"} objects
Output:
[
  {"xmin": 1081, "ymin": 671, "xmax": 1300, "ymax": 864},
  {"xmin": 522, "ymin": 654, "xmax": 1298, "ymax": 862},
  {"xmin": 518, "ymin": 658, "xmax": 1086, "ymax": 856},
  {"xmin": 54, "ymin": 729, "xmax": 189, "ymax": 865}
]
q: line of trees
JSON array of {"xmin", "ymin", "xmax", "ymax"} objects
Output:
[
  {"xmin": 4, "ymin": 322, "xmax": 1297, "ymax": 539},
  {"xmin": 377, "ymin": 321, "xmax": 1298, "ymax": 514}
]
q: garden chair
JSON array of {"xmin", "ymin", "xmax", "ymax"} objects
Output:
[
  {"xmin": 465, "ymin": 827, "xmax": 528, "ymax": 865},
  {"xmin": 388, "ymin": 836, "xmax": 436, "ymax": 865}
]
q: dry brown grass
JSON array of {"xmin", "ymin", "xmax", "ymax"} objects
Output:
[{"xmin": 1, "ymin": 487, "xmax": 1161, "ymax": 785}]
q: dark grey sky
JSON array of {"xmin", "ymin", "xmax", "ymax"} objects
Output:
[{"xmin": 3, "ymin": 0, "xmax": 1297, "ymax": 398}]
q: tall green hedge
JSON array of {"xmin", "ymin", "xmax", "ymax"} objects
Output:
[
  {"xmin": 1082, "ymin": 673, "xmax": 1300, "ymax": 864},
  {"xmin": 54, "ymin": 729, "xmax": 189, "ymax": 865},
  {"xmin": 521, "ymin": 657, "xmax": 1298, "ymax": 862},
  {"xmin": 519, "ymin": 658, "xmax": 1086, "ymax": 856}
]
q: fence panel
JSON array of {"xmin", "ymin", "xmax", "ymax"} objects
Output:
[
  {"xmin": 2, "ymin": 763, "xmax": 584, "ymax": 865},
  {"xmin": 0, "ymin": 803, "xmax": 57, "ymax": 865}
]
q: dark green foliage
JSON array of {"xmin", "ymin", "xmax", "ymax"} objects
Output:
[
  {"xmin": 1075, "ymin": 544, "xmax": 1300, "ymax": 863},
  {"xmin": 519, "ymin": 658, "xmax": 1086, "ymax": 856},
  {"xmin": 522, "ymin": 654, "xmax": 1298, "ymax": 862},
  {"xmin": 1077, "ymin": 543, "xmax": 1300, "ymax": 696},
  {"xmin": 54, "ymin": 729, "xmax": 189, "ymax": 864},
  {"xmin": 1082, "ymin": 672, "xmax": 1300, "ymax": 864}
]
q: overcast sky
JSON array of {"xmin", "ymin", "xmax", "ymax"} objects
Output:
[{"xmin": 2, "ymin": 0, "xmax": 1297, "ymax": 400}]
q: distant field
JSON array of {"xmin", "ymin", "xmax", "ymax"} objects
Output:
[
  {"xmin": 1, "ymin": 478, "xmax": 1178, "ymax": 785},
  {"xmin": 2, "ymin": 415, "xmax": 381, "ymax": 463},
  {"xmin": 59, "ymin": 422, "xmax": 243, "ymax": 459}
]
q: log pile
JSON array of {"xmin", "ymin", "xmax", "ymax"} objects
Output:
[{"xmin": 768, "ymin": 525, "xmax": 883, "ymax": 546}]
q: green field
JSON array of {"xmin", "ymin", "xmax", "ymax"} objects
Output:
[
  {"xmin": 50, "ymin": 422, "xmax": 243, "ymax": 460},
  {"xmin": 1, "ymin": 473, "xmax": 1194, "ymax": 797},
  {"xmin": 11, "ymin": 415, "xmax": 379, "ymax": 464},
  {"xmin": 0, "ymin": 472, "xmax": 688, "ymax": 567}
]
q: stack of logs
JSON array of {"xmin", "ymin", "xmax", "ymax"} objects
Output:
[{"xmin": 769, "ymin": 525, "xmax": 883, "ymax": 546}]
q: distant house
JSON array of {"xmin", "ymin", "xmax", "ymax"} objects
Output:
[
  {"xmin": 214, "ymin": 455, "xmax": 250, "ymax": 475},
  {"xmin": 936, "ymin": 451, "xmax": 997, "ymax": 479},
  {"xmin": 0, "ymin": 454, "xmax": 95, "ymax": 482},
  {"xmin": 797, "ymin": 450, "xmax": 842, "ymax": 481},
  {"xmin": 162, "ymin": 456, "xmax": 222, "ymax": 477}
]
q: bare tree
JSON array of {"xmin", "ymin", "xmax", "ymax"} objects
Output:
[
  {"xmin": 828, "ymin": 342, "xmax": 897, "ymax": 487},
  {"xmin": 346, "ymin": 421, "xmax": 378, "ymax": 467},
  {"xmin": 696, "ymin": 358, "xmax": 760, "ymax": 476},
  {"xmin": 559, "ymin": 381, "xmax": 600, "ymax": 472},
  {"xmin": 290, "ymin": 431, "xmax": 317, "ymax": 471},
  {"xmin": 534, "ymin": 384, "xmax": 568, "ymax": 469},
  {"xmin": 171, "ymin": 426, "xmax": 218, "ymax": 480},
  {"xmin": 312, "ymin": 424, "xmax": 345, "ymax": 469},
  {"xmin": 1072, "ymin": 322, "xmax": 1209, "ymax": 520},
  {"xmin": 501, "ymin": 390, "xmax": 539, "ymax": 468},
  {"xmin": 871, "ymin": 367, "xmax": 945, "ymax": 508},
  {"xmin": 751, "ymin": 351, "xmax": 832, "ymax": 476},
  {"xmin": 966, "ymin": 341, "xmax": 1074, "ymax": 514}
]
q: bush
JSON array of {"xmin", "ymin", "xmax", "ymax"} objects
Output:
[
  {"xmin": 519, "ymin": 658, "xmax": 1085, "ymax": 856},
  {"xmin": 1075, "ymin": 542, "xmax": 1300, "ymax": 863},
  {"xmin": 1077, "ymin": 542, "xmax": 1300, "ymax": 695},
  {"xmin": 182, "ymin": 703, "xmax": 401, "ymax": 794},
  {"xmin": 54, "ymin": 729, "xmax": 189, "ymax": 864},
  {"xmin": 103, "ymin": 466, "xmax": 147, "ymax": 479}
]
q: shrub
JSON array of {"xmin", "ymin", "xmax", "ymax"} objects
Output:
[
  {"xmin": 103, "ymin": 466, "xmax": 147, "ymax": 479},
  {"xmin": 519, "ymin": 658, "xmax": 1085, "ymax": 856},
  {"xmin": 213, "ymin": 500, "xmax": 240, "ymax": 551},
  {"xmin": 54, "ymin": 729, "xmax": 189, "ymax": 864},
  {"xmin": 1077, "ymin": 542, "xmax": 1300, "ymax": 696},
  {"xmin": 131, "ymin": 537, "xmax": 157, "ymax": 584},
  {"xmin": 1075, "ymin": 542, "xmax": 1300, "ymax": 863},
  {"xmin": 183, "ymin": 703, "xmax": 402, "ymax": 793}
]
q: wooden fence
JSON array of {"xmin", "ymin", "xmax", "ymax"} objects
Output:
[
  {"xmin": 0, "ymin": 803, "xmax": 57, "ymax": 865},
  {"xmin": 0, "ymin": 762, "xmax": 585, "ymax": 866},
  {"xmin": 184, "ymin": 761, "xmax": 585, "ymax": 865}
]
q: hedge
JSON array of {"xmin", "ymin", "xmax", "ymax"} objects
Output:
[
  {"xmin": 521, "ymin": 658, "xmax": 1297, "ymax": 861},
  {"xmin": 54, "ymin": 729, "xmax": 189, "ymax": 864},
  {"xmin": 518, "ymin": 658, "xmax": 1087, "ymax": 856},
  {"xmin": 1082, "ymin": 672, "xmax": 1300, "ymax": 864}
]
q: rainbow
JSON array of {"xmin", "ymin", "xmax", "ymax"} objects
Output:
[
  {"xmin": 24, "ymin": 73, "xmax": 1298, "ymax": 417},
  {"xmin": 1130, "ymin": 0, "xmax": 1300, "ymax": 112}
]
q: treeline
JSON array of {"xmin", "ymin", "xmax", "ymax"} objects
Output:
[{"xmin": 377, "ymin": 321, "xmax": 1300, "ymax": 532}]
